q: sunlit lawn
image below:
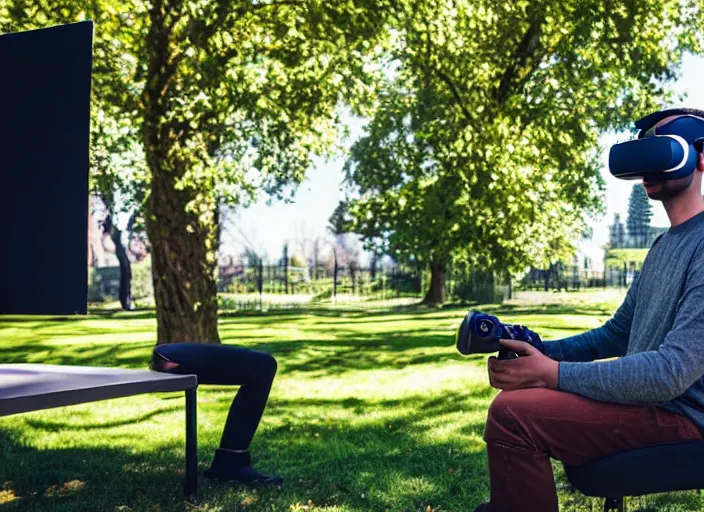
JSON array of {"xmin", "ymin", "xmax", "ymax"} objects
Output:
[{"xmin": 1, "ymin": 292, "xmax": 702, "ymax": 511}]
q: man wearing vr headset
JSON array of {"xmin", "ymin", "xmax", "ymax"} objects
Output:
[{"xmin": 473, "ymin": 108, "xmax": 704, "ymax": 512}]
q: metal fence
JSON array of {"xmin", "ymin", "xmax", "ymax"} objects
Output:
[
  {"xmin": 517, "ymin": 264, "xmax": 641, "ymax": 293},
  {"xmin": 216, "ymin": 258, "xmax": 642, "ymax": 311},
  {"xmin": 90, "ymin": 258, "xmax": 643, "ymax": 311},
  {"xmin": 217, "ymin": 259, "xmax": 423, "ymax": 309}
]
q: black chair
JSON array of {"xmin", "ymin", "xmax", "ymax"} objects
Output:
[{"xmin": 564, "ymin": 441, "xmax": 704, "ymax": 511}]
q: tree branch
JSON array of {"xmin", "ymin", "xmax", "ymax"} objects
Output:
[
  {"xmin": 494, "ymin": 17, "xmax": 544, "ymax": 105},
  {"xmin": 250, "ymin": 0, "xmax": 305, "ymax": 10},
  {"xmin": 165, "ymin": 0, "xmax": 186, "ymax": 35},
  {"xmin": 433, "ymin": 67, "xmax": 475, "ymax": 127}
]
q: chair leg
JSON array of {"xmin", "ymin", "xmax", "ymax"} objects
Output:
[
  {"xmin": 184, "ymin": 387, "xmax": 198, "ymax": 501},
  {"xmin": 603, "ymin": 496, "xmax": 624, "ymax": 512}
]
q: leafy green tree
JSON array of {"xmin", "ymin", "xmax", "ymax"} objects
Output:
[
  {"xmin": 327, "ymin": 200, "xmax": 353, "ymax": 237},
  {"xmin": 344, "ymin": 0, "xmax": 703, "ymax": 304},
  {"xmin": 90, "ymin": 103, "xmax": 149, "ymax": 311},
  {"xmin": 241, "ymin": 248, "xmax": 260, "ymax": 269},
  {"xmin": 627, "ymin": 184, "xmax": 653, "ymax": 248},
  {"xmin": 327, "ymin": 199, "xmax": 356, "ymax": 267},
  {"xmin": 609, "ymin": 213, "xmax": 627, "ymax": 249},
  {"xmin": 0, "ymin": 3, "xmax": 9, "ymax": 30},
  {"xmin": 4, "ymin": 0, "xmax": 388, "ymax": 342}
]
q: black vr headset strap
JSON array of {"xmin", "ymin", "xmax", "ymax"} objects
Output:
[
  {"xmin": 635, "ymin": 109, "xmax": 702, "ymax": 136},
  {"xmin": 695, "ymin": 137, "xmax": 704, "ymax": 154}
]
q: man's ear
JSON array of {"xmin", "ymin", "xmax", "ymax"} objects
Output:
[{"xmin": 700, "ymin": 153, "xmax": 704, "ymax": 172}]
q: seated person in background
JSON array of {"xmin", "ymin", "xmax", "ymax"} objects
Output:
[
  {"xmin": 473, "ymin": 108, "xmax": 704, "ymax": 512},
  {"xmin": 152, "ymin": 342, "xmax": 282, "ymax": 486}
]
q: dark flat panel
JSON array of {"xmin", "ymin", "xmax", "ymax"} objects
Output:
[
  {"xmin": 0, "ymin": 22, "xmax": 93, "ymax": 315},
  {"xmin": 0, "ymin": 364, "xmax": 198, "ymax": 417}
]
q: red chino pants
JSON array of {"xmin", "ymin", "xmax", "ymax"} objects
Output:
[{"xmin": 483, "ymin": 388, "xmax": 703, "ymax": 511}]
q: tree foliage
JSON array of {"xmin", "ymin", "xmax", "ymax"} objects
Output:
[
  {"xmin": 4, "ymin": 0, "xmax": 390, "ymax": 341},
  {"xmin": 328, "ymin": 200, "xmax": 353, "ymax": 236},
  {"xmin": 609, "ymin": 213, "xmax": 628, "ymax": 249},
  {"xmin": 343, "ymin": 0, "xmax": 704, "ymax": 303},
  {"xmin": 5, "ymin": 0, "xmax": 703, "ymax": 315},
  {"xmin": 627, "ymin": 184, "xmax": 653, "ymax": 248}
]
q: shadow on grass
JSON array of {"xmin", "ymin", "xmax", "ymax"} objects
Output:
[
  {"xmin": 0, "ymin": 299, "xmax": 612, "ymax": 326},
  {"xmin": 23, "ymin": 405, "xmax": 182, "ymax": 432},
  {"xmin": 218, "ymin": 390, "xmax": 496, "ymax": 511},
  {"xmin": 3, "ymin": 301, "xmax": 703, "ymax": 511},
  {"xmin": 1, "ymin": 386, "xmax": 702, "ymax": 511},
  {"xmin": 0, "ymin": 342, "xmax": 155, "ymax": 369},
  {"xmin": 0, "ymin": 330, "xmax": 464, "ymax": 376},
  {"xmin": 0, "ymin": 390, "xmax": 494, "ymax": 512},
  {"xmin": 474, "ymin": 303, "xmax": 614, "ymax": 317},
  {"xmin": 267, "ymin": 335, "xmax": 463, "ymax": 376},
  {"xmin": 0, "ymin": 427, "xmax": 191, "ymax": 511},
  {"xmin": 0, "ymin": 303, "xmax": 600, "ymax": 377}
]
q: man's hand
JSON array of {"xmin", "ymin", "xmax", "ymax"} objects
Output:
[{"xmin": 488, "ymin": 339, "xmax": 559, "ymax": 391}]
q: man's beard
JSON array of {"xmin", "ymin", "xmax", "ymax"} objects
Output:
[{"xmin": 642, "ymin": 174, "xmax": 694, "ymax": 201}]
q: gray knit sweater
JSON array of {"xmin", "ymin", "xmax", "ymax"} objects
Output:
[{"xmin": 544, "ymin": 210, "xmax": 704, "ymax": 430}]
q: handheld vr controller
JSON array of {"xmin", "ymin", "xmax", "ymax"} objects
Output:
[{"xmin": 455, "ymin": 311, "xmax": 546, "ymax": 360}]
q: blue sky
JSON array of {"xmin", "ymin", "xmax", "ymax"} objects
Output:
[{"xmin": 228, "ymin": 53, "xmax": 704, "ymax": 263}]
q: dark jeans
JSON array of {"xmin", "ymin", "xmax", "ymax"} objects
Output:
[
  {"xmin": 483, "ymin": 388, "xmax": 703, "ymax": 511},
  {"xmin": 152, "ymin": 343, "xmax": 278, "ymax": 452}
]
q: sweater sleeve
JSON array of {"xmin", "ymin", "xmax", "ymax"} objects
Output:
[
  {"xmin": 557, "ymin": 245, "xmax": 704, "ymax": 405},
  {"xmin": 543, "ymin": 277, "xmax": 637, "ymax": 362}
]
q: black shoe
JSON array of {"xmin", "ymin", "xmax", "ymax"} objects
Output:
[
  {"xmin": 203, "ymin": 448, "xmax": 283, "ymax": 486},
  {"xmin": 472, "ymin": 503, "xmax": 490, "ymax": 512},
  {"xmin": 203, "ymin": 464, "xmax": 283, "ymax": 486}
]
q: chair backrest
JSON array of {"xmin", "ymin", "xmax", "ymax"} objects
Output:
[{"xmin": 0, "ymin": 21, "xmax": 93, "ymax": 315}]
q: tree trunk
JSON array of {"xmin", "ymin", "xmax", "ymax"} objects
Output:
[
  {"xmin": 110, "ymin": 227, "xmax": 132, "ymax": 311},
  {"xmin": 544, "ymin": 269, "xmax": 550, "ymax": 292},
  {"xmin": 333, "ymin": 248, "xmax": 338, "ymax": 300},
  {"xmin": 142, "ymin": 2, "xmax": 220, "ymax": 344},
  {"xmin": 146, "ymin": 168, "xmax": 220, "ymax": 344},
  {"xmin": 422, "ymin": 260, "xmax": 446, "ymax": 305}
]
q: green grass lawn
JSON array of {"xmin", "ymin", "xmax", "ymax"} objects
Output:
[{"xmin": 1, "ymin": 295, "xmax": 702, "ymax": 511}]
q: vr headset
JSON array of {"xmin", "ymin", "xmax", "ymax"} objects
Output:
[{"xmin": 609, "ymin": 109, "xmax": 704, "ymax": 181}]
